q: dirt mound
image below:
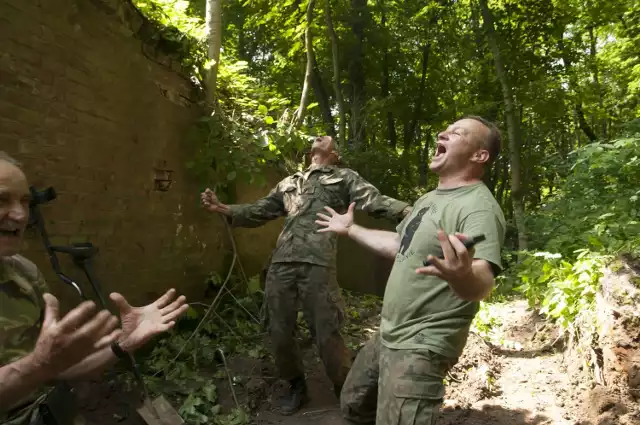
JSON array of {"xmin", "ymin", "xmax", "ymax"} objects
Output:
[
  {"xmin": 445, "ymin": 333, "xmax": 501, "ymax": 408},
  {"xmin": 563, "ymin": 258, "xmax": 640, "ymax": 425}
]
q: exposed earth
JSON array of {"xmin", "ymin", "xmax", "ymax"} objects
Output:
[{"xmin": 75, "ymin": 295, "xmax": 639, "ymax": 425}]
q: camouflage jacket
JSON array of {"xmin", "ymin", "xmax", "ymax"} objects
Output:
[
  {"xmin": 0, "ymin": 255, "xmax": 50, "ymax": 425},
  {"xmin": 228, "ymin": 165, "xmax": 411, "ymax": 267}
]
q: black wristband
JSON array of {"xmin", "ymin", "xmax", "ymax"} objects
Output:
[{"xmin": 110, "ymin": 341, "xmax": 129, "ymax": 360}]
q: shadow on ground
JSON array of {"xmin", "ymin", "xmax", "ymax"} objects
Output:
[{"xmin": 439, "ymin": 404, "xmax": 551, "ymax": 425}]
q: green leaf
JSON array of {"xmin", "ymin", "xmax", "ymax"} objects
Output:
[{"xmin": 227, "ymin": 171, "xmax": 237, "ymax": 181}]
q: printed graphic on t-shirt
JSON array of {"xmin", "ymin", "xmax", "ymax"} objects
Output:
[{"xmin": 398, "ymin": 202, "xmax": 437, "ymax": 255}]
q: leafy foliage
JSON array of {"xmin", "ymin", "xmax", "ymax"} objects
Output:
[
  {"xmin": 514, "ymin": 250, "xmax": 608, "ymax": 330},
  {"xmin": 126, "ymin": 0, "xmax": 640, "ymax": 415},
  {"xmin": 527, "ymin": 136, "xmax": 640, "ymax": 257},
  {"xmin": 132, "ymin": 0, "xmax": 312, "ymax": 192},
  {"xmin": 500, "ymin": 135, "xmax": 639, "ymax": 330},
  {"xmin": 135, "ymin": 273, "xmax": 263, "ymax": 424}
]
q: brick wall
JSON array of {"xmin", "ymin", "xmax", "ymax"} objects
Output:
[
  {"xmin": 0, "ymin": 0, "xmax": 393, "ymax": 306},
  {"xmin": 0, "ymin": 0, "xmax": 229, "ymax": 306}
]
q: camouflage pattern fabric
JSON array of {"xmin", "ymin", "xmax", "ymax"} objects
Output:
[
  {"xmin": 377, "ymin": 345, "xmax": 457, "ymax": 425},
  {"xmin": 265, "ymin": 262, "xmax": 352, "ymax": 387},
  {"xmin": 340, "ymin": 331, "xmax": 458, "ymax": 425},
  {"xmin": 0, "ymin": 255, "xmax": 51, "ymax": 425},
  {"xmin": 228, "ymin": 165, "xmax": 410, "ymax": 267},
  {"xmin": 340, "ymin": 331, "xmax": 380, "ymax": 425}
]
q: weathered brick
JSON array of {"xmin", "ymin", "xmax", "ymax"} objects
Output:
[{"xmin": 0, "ymin": 0, "xmax": 307, "ymax": 305}]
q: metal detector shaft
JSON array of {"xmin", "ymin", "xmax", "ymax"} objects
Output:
[
  {"xmin": 28, "ymin": 187, "xmax": 86, "ymax": 299},
  {"xmin": 28, "ymin": 186, "xmax": 160, "ymax": 418}
]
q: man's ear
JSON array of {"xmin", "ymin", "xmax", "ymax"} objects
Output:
[{"xmin": 472, "ymin": 149, "xmax": 490, "ymax": 165}]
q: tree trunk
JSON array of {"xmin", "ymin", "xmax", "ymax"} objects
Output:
[
  {"xmin": 488, "ymin": 154, "xmax": 501, "ymax": 194},
  {"xmin": 576, "ymin": 103, "xmax": 598, "ymax": 143},
  {"xmin": 379, "ymin": 3, "xmax": 397, "ymax": 148},
  {"xmin": 588, "ymin": 26, "xmax": 606, "ymax": 140},
  {"xmin": 405, "ymin": 43, "xmax": 431, "ymax": 152},
  {"xmin": 496, "ymin": 157, "xmax": 509, "ymax": 207},
  {"xmin": 291, "ymin": 0, "xmax": 316, "ymax": 130},
  {"xmin": 205, "ymin": 0, "xmax": 222, "ymax": 105},
  {"xmin": 324, "ymin": 0, "xmax": 346, "ymax": 144},
  {"xmin": 348, "ymin": 0, "xmax": 367, "ymax": 149},
  {"xmin": 419, "ymin": 128, "xmax": 431, "ymax": 187},
  {"xmin": 559, "ymin": 36, "xmax": 598, "ymax": 143},
  {"xmin": 479, "ymin": 0, "xmax": 527, "ymax": 252},
  {"xmin": 310, "ymin": 56, "xmax": 336, "ymax": 137}
]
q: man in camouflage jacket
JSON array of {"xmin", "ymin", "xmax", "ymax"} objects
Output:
[
  {"xmin": 201, "ymin": 136, "xmax": 411, "ymax": 414},
  {"xmin": 0, "ymin": 152, "xmax": 189, "ymax": 425}
]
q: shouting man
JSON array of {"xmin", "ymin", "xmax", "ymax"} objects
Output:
[
  {"xmin": 316, "ymin": 117, "xmax": 506, "ymax": 425},
  {"xmin": 201, "ymin": 136, "xmax": 411, "ymax": 415},
  {"xmin": 0, "ymin": 151, "xmax": 189, "ymax": 425}
]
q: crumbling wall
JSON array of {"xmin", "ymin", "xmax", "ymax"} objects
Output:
[{"xmin": 0, "ymin": 0, "xmax": 226, "ymax": 306}]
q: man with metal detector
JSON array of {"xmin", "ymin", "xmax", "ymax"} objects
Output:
[
  {"xmin": 200, "ymin": 136, "xmax": 411, "ymax": 415},
  {"xmin": 0, "ymin": 151, "xmax": 189, "ymax": 425},
  {"xmin": 315, "ymin": 117, "xmax": 506, "ymax": 425}
]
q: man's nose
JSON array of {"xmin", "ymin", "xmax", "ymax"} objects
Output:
[{"xmin": 8, "ymin": 203, "xmax": 28, "ymax": 222}]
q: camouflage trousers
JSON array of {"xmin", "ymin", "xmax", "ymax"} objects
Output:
[
  {"xmin": 340, "ymin": 331, "xmax": 457, "ymax": 425},
  {"xmin": 265, "ymin": 262, "xmax": 352, "ymax": 387}
]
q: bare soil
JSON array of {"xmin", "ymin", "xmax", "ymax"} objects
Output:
[{"xmin": 77, "ymin": 298, "xmax": 639, "ymax": 425}]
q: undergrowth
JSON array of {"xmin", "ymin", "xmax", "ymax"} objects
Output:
[
  {"xmin": 474, "ymin": 136, "xmax": 639, "ymax": 341},
  {"xmin": 125, "ymin": 269, "xmax": 381, "ymax": 425}
]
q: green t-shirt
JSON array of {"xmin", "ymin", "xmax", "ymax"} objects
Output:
[{"xmin": 380, "ymin": 182, "xmax": 506, "ymax": 359}]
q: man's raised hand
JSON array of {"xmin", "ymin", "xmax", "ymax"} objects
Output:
[
  {"xmin": 30, "ymin": 294, "xmax": 122, "ymax": 380},
  {"xmin": 415, "ymin": 230, "xmax": 475, "ymax": 283},
  {"xmin": 110, "ymin": 288, "xmax": 188, "ymax": 353},
  {"xmin": 315, "ymin": 202, "xmax": 356, "ymax": 235},
  {"xmin": 200, "ymin": 188, "xmax": 223, "ymax": 213}
]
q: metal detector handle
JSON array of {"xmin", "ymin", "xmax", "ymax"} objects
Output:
[
  {"xmin": 29, "ymin": 187, "xmax": 87, "ymax": 300},
  {"xmin": 422, "ymin": 234, "xmax": 486, "ymax": 267}
]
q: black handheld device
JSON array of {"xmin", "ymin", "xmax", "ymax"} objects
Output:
[{"xmin": 422, "ymin": 234, "xmax": 486, "ymax": 267}]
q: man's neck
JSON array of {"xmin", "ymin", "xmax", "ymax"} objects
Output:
[{"xmin": 436, "ymin": 174, "xmax": 482, "ymax": 190}]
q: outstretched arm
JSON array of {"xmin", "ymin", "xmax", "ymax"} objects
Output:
[
  {"xmin": 344, "ymin": 170, "xmax": 411, "ymax": 221},
  {"xmin": 347, "ymin": 224, "xmax": 400, "ymax": 260},
  {"xmin": 201, "ymin": 183, "xmax": 286, "ymax": 228},
  {"xmin": 316, "ymin": 202, "xmax": 400, "ymax": 259},
  {"xmin": 58, "ymin": 288, "xmax": 188, "ymax": 382}
]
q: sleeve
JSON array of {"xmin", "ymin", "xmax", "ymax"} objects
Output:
[
  {"xmin": 344, "ymin": 170, "xmax": 410, "ymax": 222},
  {"xmin": 395, "ymin": 210, "xmax": 413, "ymax": 235},
  {"xmin": 13, "ymin": 255, "xmax": 50, "ymax": 294},
  {"xmin": 459, "ymin": 209, "xmax": 505, "ymax": 275},
  {"xmin": 32, "ymin": 269, "xmax": 51, "ymax": 295},
  {"xmin": 226, "ymin": 180, "xmax": 287, "ymax": 228}
]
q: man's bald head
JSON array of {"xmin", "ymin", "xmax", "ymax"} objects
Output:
[{"xmin": 0, "ymin": 151, "xmax": 21, "ymax": 168}]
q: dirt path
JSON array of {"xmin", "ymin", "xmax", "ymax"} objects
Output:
[
  {"xmin": 77, "ymin": 298, "xmax": 622, "ymax": 425},
  {"xmin": 441, "ymin": 300, "xmax": 576, "ymax": 425},
  {"xmin": 233, "ymin": 299, "xmax": 587, "ymax": 425}
]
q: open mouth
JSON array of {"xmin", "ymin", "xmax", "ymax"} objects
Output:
[
  {"xmin": 0, "ymin": 229, "xmax": 20, "ymax": 237},
  {"xmin": 434, "ymin": 143, "xmax": 447, "ymax": 157}
]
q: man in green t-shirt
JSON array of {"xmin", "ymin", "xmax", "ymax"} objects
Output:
[{"xmin": 316, "ymin": 116, "xmax": 506, "ymax": 425}]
